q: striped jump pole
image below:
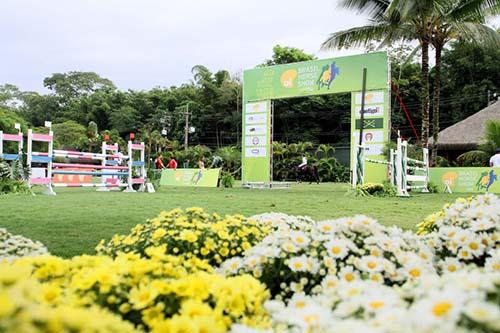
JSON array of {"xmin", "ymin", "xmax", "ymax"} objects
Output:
[
  {"xmin": 27, "ymin": 121, "xmax": 56, "ymax": 195},
  {"xmin": 0, "ymin": 123, "xmax": 23, "ymax": 162},
  {"xmin": 124, "ymin": 141, "xmax": 146, "ymax": 192}
]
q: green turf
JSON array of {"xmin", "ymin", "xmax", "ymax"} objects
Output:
[{"xmin": 0, "ymin": 183, "xmax": 462, "ymax": 257}]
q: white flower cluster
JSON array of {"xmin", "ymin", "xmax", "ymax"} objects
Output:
[
  {"xmin": 427, "ymin": 194, "xmax": 499, "ymax": 271},
  {"xmin": 0, "ymin": 228, "xmax": 48, "ymax": 261},
  {"xmin": 225, "ymin": 194, "xmax": 500, "ymax": 333},
  {"xmin": 231, "ymin": 269, "xmax": 500, "ymax": 333},
  {"xmin": 250, "ymin": 212, "xmax": 316, "ymax": 232},
  {"xmin": 221, "ymin": 214, "xmax": 435, "ymax": 299}
]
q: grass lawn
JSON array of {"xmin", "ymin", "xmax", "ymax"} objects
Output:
[{"xmin": 0, "ymin": 183, "xmax": 463, "ymax": 257}]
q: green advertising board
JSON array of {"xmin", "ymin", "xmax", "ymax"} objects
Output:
[
  {"xmin": 242, "ymin": 52, "xmax": 390, "ymax": 184},
  {"xmin": 160, "ymin": 168, "xmax": 221, "ymax": 187},
  {"xmin": 429, "ymin": 167, "xmax": 500, "ymax": 193}
]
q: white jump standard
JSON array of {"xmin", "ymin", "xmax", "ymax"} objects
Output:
[{"xmin": 352, "ymin": 137, "xmax": 429, "ymax": 197}]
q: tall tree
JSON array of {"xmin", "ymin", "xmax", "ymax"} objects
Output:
[
  {"xmin": 43, "ymin": 71, "xmax": 116, "ymax": 102},
  {"xmin": 262, "ymin": 45, "xmax": 316, "ymax": 66},
  {"xmin": 426, "ymin": 0, "xmax": 500, "ymax": 162},
  {"xmin": 321, "ymin": 0, "xmax": 433, "ymax": 145}
]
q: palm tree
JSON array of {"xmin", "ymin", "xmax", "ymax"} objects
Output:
[
  {"xmin": 322, "ymin": 0, "xmax": 433, "ymax": 144},
  {"xmin": 457, "ymin": 120, "xmax": 500, "ymax": 166},
  {"xmin": 322, "ymin": 0, "xmax": 500, "ymax": 151},
  {"xmin": 428, "ymin": 0, "xmax": 500, "ymax": 162}
]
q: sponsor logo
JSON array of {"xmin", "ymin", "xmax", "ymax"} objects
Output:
[
  {"xmin": 317, "ymin": 62, "xmax": 340, "ymax": 90},
  {"xmin": 280, "ymin": 69, "xmax": 298, "ymax": 88}
]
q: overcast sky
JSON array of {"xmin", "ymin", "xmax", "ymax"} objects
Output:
[{"xmin": 1, "ymin": 0, "xmax": 498, "ymax": 93}]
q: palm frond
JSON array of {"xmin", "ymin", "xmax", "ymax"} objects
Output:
[
  {"xmin": 321, "ymin": 23, "xmax": 396, "ymax": 50},
  {"xmin": 484, "ymin": 120, "xmax": 500, "ymax": 147},
  {"xmin": 337, "ymin": 0, "xmax": 390, "ymax": 19},
  {"xmin": 448, "ymin": 0, "xmax": 500, "ymax": 21},
  {"xmin": 450, "ymin": 22, "xmax": 500, "ymax": 46}
]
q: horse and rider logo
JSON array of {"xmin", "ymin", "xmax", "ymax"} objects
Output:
[
  {"xmin": 317, "ymin": 62, "xmax": 340, "ymax": 90},
  {"xmin": 476, "ymin": 169, "xmax": 498, "ymax": 191}
]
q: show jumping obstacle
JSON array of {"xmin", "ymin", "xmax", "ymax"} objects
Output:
[
  {"xmin": 0, "ymin": 123, "xmax": 23, "ymax": 162},
  {"xmin": 352, "ymin": 136, "xmax": 429, "ymax": 197},
  {"xmin": 26, "ymin": 122, "xmax": 147, "ymax": 195}
]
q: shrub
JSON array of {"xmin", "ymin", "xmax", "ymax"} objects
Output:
[
  {"xmin": 351, "ymin": 182, "xmax": 396, "ymax": 197},
  {"xmin": 96, "ymin": 208, "xmax": 271, "ymax": 266},
  {"xmin": 5, "ymin": 254, "xmax": 270, "ymax": 332},
  {"xmin": 419, "ymin": 194, "xmax": 500, "ymax": 271},
  {"xmin": 221, "ymin": 214, "xmax": 434, "ymax": 300},
  {"xmin": 0, "ymin": 228, "xmax": 48, "ymax": 260},
  {"xmin": 220, "ymin": 172, "xmax": 235, "ymax": 188},
  {"xmin": 0, "ymin": 264, "xmax": 137, "ymax": 333}
]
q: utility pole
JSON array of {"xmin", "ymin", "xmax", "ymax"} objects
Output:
[{"xmin": 183, "ymin": 103, "xmax": 191, "ymax": 151}]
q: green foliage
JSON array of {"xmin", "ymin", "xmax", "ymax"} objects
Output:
[
  {"xmin": 0, "ymin": 178, "xmax": 30, "ymax": 195},
  {"xmin": 262, "ymin": 45, "xmax": 316, "ymax": 66},
  {"xmin": 0, "ymin": 160, "xmax": 29, "ymax": 195},
  {"xmin": 350, "ymin": 182, "xmax": 397, "ymax": 197},
  {"xmin": 43, "ymin": 71, "xmax": 116, "ymax": 101},
  {"xmin": 427, "ymin": 181, "xmax": 439, "ymax": 194},
  {"xmin": 272, "ymin": 141, "xmax": 348, "ymax": 182},
  {"xmin": 433, "ymin": 156, "xmax": 450, "ymax": 167},
  {"xmin": 456, "ymin": 150, "xmax": 489, "ymax": 167},
  {"xmin": 51, "ymin": 121, "xmax": 87, "ymax": 149},
  {"xmin": 220, "ymin": 172, "xmax": 235, "ymax": 188},
  {"xmin": 449, "ymin": 120, "xmax": 500, "ymax": 166}
]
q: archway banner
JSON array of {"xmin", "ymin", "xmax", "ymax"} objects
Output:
[{"xmin": 242, "ymin": 52, "xmax": 390, "ymax": 184}]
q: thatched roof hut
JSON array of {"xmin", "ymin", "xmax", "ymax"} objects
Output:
[{"xmin": 430, "ymin": 100, "xmax": 500, "ymax": 151}]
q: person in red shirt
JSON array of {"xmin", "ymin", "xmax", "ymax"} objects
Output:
[
  {"xmin": 155, "ymin": 154, "xmax": 165, "ymax": 169},
  {"xmin": 167, "ymin": 156, "xmax": 178, "ymax": 170}
]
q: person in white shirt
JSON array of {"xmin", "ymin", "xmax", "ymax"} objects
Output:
[
  {"xmin": 490, "ymin": 148, "xmax": 500, "ymax": 167},
  {"xmin": 298, "ymin": 154, "xmax": 307, "ymax": 170}
]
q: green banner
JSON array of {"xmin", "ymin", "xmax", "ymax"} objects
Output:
[
  {"xmin": 242, "ymin": 52, "xmax": 390, "ymax": 184},
  {"xmin": 429, "ymin": 167, "xmax": 500, "ymax": 193},
  {"xmin": 243, "ymin": 52, "xmax": 389, "ymax": 101},
  {"xmin": 160, "ymin": 168, "xmax": 221, "ymax": 187}
]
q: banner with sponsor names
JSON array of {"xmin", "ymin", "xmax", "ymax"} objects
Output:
[
  {"xmin": 429, "ymin": 167, "xmax": 500, "ymax": 193},
  {"xmin": 160, "ymin": 168, "xmax": 221, "ymax": 187},
  {"xmin": 241, "ymin": 101, "xmax": 271, "ymax": 183},
  {"xmin": 242, "ymin": 52, "xmax": 389, "ymax": 184},
  {"xmin": 350, "ymin": 89, "xmax": 390, "ymax": 183}
]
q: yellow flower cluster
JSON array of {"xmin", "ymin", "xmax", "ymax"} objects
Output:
[
  {"xmin": 416, "ymin": 197, "xmax": 472, "ymax": 234},
  {"xmin": 3, "ymin": 252, "xmax": 270, "ymax": 332},
  {"xmin": 416, "ymin": 211, "xmax": 445, "ymax": 235},
  {"xmin": 96, "ymin": 207, "xmax": 270, "ymax": 266},
  {"xmin": 0, "ymin": 264, "xmax": 137, "ymax": 333}
]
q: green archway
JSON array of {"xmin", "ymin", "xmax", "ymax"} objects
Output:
[{"xmin": 241, "ymin": 51, "xmax": 390, "ymax": 186}]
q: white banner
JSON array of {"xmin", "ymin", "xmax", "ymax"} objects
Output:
[
  {"xmin": 355, "ymin": 91, "xmax": 384, "ymax": 105},
  {"xmin": 245, "ymin": 135, "xmax": 267, "ymax": 147},
  {"xmin": 364, "ymin": 143, "xmax": 384, "ymax": 156},
  {"xmin": 245, "ymin": 101, "xmax": 268, "ymax": 114},
  {"xmin": 246, "ymin": 113, "xmax": 267, "ymax": 124},
  {"xmin": 245, "ymin": 147, "xmax": 267, "ymax": 158},
  {"xmin": 353, "ymin": 130, "xmax": 384, "ymax": 143},
  {"xmin": 355, "ymin": 104, "xmax": 384, "ymax": 118},
  {"xmin": 245, "ymin": 124, "xmax": 267, "ymax": 135}
]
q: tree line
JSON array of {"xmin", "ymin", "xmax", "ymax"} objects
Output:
[{"xmin": 0, "ymin": 41, "xmax": 499, "ymax": 160}]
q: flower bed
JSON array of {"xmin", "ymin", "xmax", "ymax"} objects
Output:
[
  {"xmin": 96, "ymin": 207, "xmax": 270, "ymax": 266},
  {"xmin": 1, "ymin": 196, "xmax": 499, "ymax": 332},
  {"xmin": 6, "ymin": 253, "xmax": 270, "ymax": 332},
  {"xmin": 221, "ymin": 214, "xmax": 435, "ymax": 299},
  {"xmin": 0, "ymin": 227, "xmax": 48, "ymax": 261}
]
